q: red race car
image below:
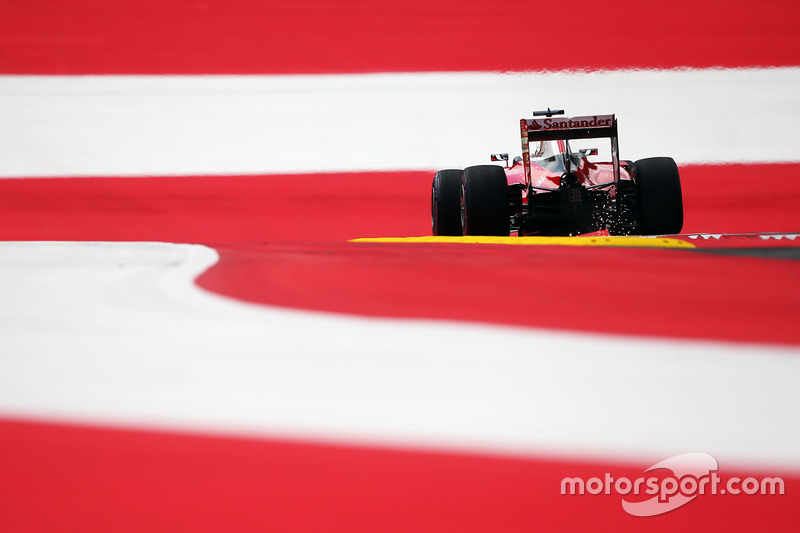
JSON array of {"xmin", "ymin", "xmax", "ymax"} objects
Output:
[{"xmin": 431, "ymin": 109, "xmax": 683, "ymax": 236}]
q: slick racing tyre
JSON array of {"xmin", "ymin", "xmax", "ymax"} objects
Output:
[
  {"xmin": 431, "ymin": 169, "xmax": 463, "ymax": 236},
  {"xmin": 461, "ymin": 165, "xmax": 510, "ymax": 236},
  {"xmin": 632, "ymin": 157, "xmax": 684, "ymax": 235}
]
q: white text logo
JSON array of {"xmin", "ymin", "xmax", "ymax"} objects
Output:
[{"xmin": 560, "ymin": 453, "xmax": 785, "ymax": 517}]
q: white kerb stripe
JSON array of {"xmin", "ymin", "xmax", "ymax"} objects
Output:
[
  {"xmin": 0, "ymin": 241, "xmax": 798, "ymax": 470},
  {"xmin": 0, "ymin": 68, "xmax": 798, "ymax": 178}
]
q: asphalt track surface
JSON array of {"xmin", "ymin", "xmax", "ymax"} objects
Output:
[{"xmin": 2, "ymin": 1, "xmax": 800, "ymax": 532}]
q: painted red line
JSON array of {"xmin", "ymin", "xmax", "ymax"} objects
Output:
[
  {"xmin": 1, "ymin": 164, "xmax": 798, "ymax": 344},
  {"xmin": 0, "ymin": 164, "xmax": 798, "ymax": 243},
  {"xmin": 0, "ymin": 0, "xmax": 798, "ymax": 74},
  {"xmin": 0, "ymin": 417, "xmax": 796, "ymax": 532},
  {"xmin": 0, "ymin": 171, "xmax": 431, "ymax": 243},
  {"xmin": 681, "ymin": 163, "xmax": 800, "ymax": 236},
  {"xmin": 198, "ymin": 241, "xmax": 800, "ymax": 345}
]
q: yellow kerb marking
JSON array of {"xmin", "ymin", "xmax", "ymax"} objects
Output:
[{"xmin": 350, "ymin": 236, "xmax": 695, "ymax": 248}]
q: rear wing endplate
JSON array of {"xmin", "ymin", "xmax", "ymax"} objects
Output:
[{"xmin": 520, "ymin": 114, "xmax": 620, "ymax": 188}]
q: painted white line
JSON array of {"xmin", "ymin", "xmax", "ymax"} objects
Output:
[
  {"xmin": 1, "ymin": 241, "xmax": 798, "ymax": 469},
  {"xmin": 1, "ymin": 68, "xmax": 799, "ymax": 177}
]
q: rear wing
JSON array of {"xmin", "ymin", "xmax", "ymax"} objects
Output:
[{"xmin": 520, "ymin": 112, "xmax": 620, "ymax": 188}]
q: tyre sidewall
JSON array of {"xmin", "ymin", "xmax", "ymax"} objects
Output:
[
  {"xmin": 461, "ymin": 165, "xmax": 510, "ymax": 236},
  {"xmin": 633, "ymin": 157, "xmax": 684, "ymax": 235},
  {"xmin": 432, "ymin": 169, "xmax": 463, "ymax": 236}
]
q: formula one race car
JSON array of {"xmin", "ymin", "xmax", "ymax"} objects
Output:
[{"xmin": 431, "ymin": 109, "xmax": 683, "ymax": 236}]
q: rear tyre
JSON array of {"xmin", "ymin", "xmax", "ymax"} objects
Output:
[
  {"xmin": 461, "ymin": 165, "xmax": 510, "ymax": 236},
  {"xmin": 632, "ymin": 157, "xmax": 683, "ymax": 235},
  {"xmin": 432, "ymin": 169, "xmax": 464, "ymax": 235}
]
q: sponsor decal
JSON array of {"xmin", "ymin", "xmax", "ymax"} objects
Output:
[{"xmin": 529, "ymin": 115, "xmax": 614, "ymax": 131}]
